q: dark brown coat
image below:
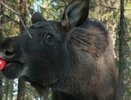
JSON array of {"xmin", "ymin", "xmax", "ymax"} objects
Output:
[{"xmin": 0, "ymin": 1, "xmax": 118, "ymax": 100}]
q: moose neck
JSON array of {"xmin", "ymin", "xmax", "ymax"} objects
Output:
[{"xmin": 49, "ymin": 44, "xmax": 82, "ymax": 95}]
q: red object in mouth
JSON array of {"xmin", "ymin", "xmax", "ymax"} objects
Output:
[{"xmin": 0, "ymin": 58, "xmax": 7, "ymax": 70}]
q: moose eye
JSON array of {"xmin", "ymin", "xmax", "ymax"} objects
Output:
[{"xmin": 45, "ymin": 33, "xmax": 55, "ymax": 44}]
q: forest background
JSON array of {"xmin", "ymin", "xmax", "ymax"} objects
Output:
[{"xmin": 0, "ymin": 0, "xmax": 131, "ymax": 100}]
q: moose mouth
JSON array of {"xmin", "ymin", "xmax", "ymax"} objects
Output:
[
  {"xmin": 5, "ymin": 60, "xmax": 23, "ymax": 69},
  {"xmin": 1, "ymin": 59, "xmax": 24, "ymax": 79}
]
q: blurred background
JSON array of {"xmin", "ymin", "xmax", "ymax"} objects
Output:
[{"xmin": 0, "ymin": 0, "xmax": 131, "ymax": 100}]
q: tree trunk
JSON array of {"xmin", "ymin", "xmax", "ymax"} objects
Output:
[
  {"xmin": 0, "ymin": 0, "xmax": 4, "ymax": 99},
  {"xmin": 9, "ymin": 81, "xmax": 14, "ymax": 100},
  {"xmin": 17, "ymin": 78, "xmax": 26, "ymax": 100},
  {"xmin": 0, "ymin": 0, "xmax": 4, "ymax": 39},
  {"xmin": 5, "ymin": 79, "xmax": 10, "ymax": 100},
  {"xmin": 0, "ymin": 74, "xmax": 3, "ymax": 100},
  {"xmin": 17, "ymin": 0, "xmax": 27, "ymax": 100},
  {"xmin": 118, "ymin": 0, "xmax": 126, "ymax": 99}
]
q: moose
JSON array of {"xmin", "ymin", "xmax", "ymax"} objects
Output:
[{"xmin": 0, "ymin": 0, "xmax": 118, "ymax": 100}]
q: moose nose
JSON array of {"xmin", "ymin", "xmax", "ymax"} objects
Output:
[
  {"xmin": 3, "ymin": 46, "xmax": 15, "ymax": 59},
  {"xmin": 0, "ymin": 38, "xmax": 17, "ymax": 60}
]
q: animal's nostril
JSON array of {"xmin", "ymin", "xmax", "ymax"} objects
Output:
[{"xmin": 4, "ymin": 48, "xmax": 15, "ymax": 59}]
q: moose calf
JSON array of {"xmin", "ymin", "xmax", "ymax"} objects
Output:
[{"xmin": 0, "ymin": 0, "xmax": 118, "ymax": 100}]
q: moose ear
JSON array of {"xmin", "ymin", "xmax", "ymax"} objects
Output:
[
  {"xmin": 61, "ymin": 0, "xmax": 90, "ymax": 29},
  {"xmin": 31, "ymin": 12, "xmax": 45, "ymax": 24}
]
